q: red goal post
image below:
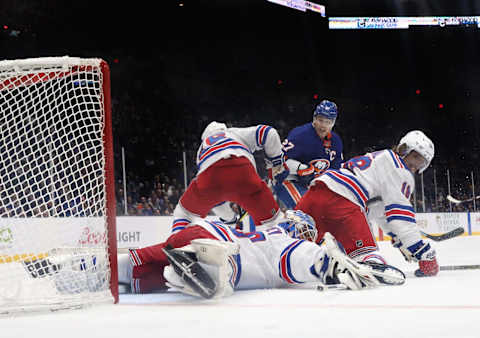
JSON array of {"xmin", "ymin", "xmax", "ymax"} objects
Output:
[{"xmin": 0, "ymin": 56, "xmax": 118, "ymax": 313}]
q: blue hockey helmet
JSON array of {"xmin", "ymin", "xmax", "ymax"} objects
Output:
[
  {"xmin": 278, "ymin": 210, "xmax": 318, "ymax": 242},
  {"xmin": 313, "ymin": 100, "xmax": 338, "ymax": 121}
]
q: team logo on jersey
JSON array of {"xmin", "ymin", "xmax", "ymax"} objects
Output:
[
  {"xmin": 356, "ymin": 239, "xmax": 364, "ymax": 248},
  {"xmin": 310, "ymin": 159, "xmax": 330, "ymax": 175}
]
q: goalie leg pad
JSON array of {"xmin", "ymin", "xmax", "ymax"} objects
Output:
[
  {"xmin": 162, "ymin": 245, "xmax": 217, "ymax": 299},
  {"xmin": 167, "ymin": 239, "xmax": 239, "ymax": 298},
  {"xmin": 189, "ymin": 239, "xmax": 239, "ymax": 266}
]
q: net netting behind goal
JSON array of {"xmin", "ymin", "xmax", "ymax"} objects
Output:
[{"xmin": 0, "ymin": 56, "xmax": 118, "ymax": 314}]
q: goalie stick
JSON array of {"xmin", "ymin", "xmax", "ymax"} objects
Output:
[
  {"xmin": 420, "ymin": 227, "xmax": 464, "ymax": 241},
  {"xmin": 446, "ymin": 194, "xmax": 480, "ymax": 204}
]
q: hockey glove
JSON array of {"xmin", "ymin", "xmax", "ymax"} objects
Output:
[
  {"xmin": 393, "ymin": 237, "xmax": 439, "ymax": 277},
  {"xmin": 271, "ymin": 163, "xmax": 289, "ymax": 186},
  {"xmin": 297, "ymin": 163, "xmax": 315, "ymax": 186},
  {"xmin": 415, "ymin": 258, "xmax": 439, "ymax": 277}
]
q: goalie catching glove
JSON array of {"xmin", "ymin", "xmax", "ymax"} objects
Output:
[{"xmin": 314, "ymin": 232, "xmax": 380, "ymax": 290}]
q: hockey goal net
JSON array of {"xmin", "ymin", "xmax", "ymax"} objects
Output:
[{"xmin": 0, "ymin": 56, "xmax": 118, "ymax": 314}]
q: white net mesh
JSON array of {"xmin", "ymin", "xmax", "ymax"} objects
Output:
[{"xmin": 0, "ymin": 57, "xmax": 116, "ymax": 314}]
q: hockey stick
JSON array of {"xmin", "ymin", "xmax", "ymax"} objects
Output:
[
  {"xmin": 316, "ymin": 284, "xmax": 348, "ymax": 291},
  {"xmin": 420, "ymin": 227, "xmax": 464, "ymax": 241},
  {"xmin": 447, "ymin": 194, "xmax": 480, "ymax": 204},
  {"xmin": 440, "ymin": 264, "xmax": 480, "ymax": 271}
]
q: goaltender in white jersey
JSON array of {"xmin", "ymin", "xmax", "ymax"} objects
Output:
[
  {"xmin": 117, "ymin": 210, "xmax": 405, "ymax": 298},
  {"xmin": 296, "ymin": 130, "xmax": 439, "ymax": 277},
  {"xmin": 160, "ymin": 210, "xmax": 404, "ymax": 298}
]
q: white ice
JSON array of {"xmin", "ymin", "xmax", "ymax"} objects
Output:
[{"xmin": 2, "ymin": 236, "xmax": 480, "ymax": 338}]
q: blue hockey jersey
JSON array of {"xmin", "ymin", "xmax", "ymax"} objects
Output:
[{"xmin": 283, "ymin": 123, "xmax": 343, "ymax": 177}]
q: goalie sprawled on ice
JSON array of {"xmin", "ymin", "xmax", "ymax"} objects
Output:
[{"xmin": 117, "ymin": 210, "xmax": 405, "ymax": 299}]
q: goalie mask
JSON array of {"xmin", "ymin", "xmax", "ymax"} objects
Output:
[
  {"xmin": 398, "ymin": 130, "xmax": 434, "ymax": 174},
  {"xmin": 279, "ymin": 210, "xmax": 318, "ymax": 242}
]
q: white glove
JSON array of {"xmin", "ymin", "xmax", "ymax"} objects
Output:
[{"xmin": 388, "ymin": 231, "xmax": 436, "ymax": 262}]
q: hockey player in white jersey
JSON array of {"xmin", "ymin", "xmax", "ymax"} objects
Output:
[
  {"xmin": 295, "ymin": 130, "xmax": 439, "ymax": 277},
  {"xmin": 117, "ymin": 210, "xmax": 405, "ymax": 297},
  {"xmin": 171, "ymin": 121, "xmax": 289, "ymax": 234}
]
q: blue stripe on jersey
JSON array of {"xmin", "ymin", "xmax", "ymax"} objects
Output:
[
  {"xmin": 171, "ymin": 218, "xmax": 190, "ymax": 233},
  {"xmin": 206, "ymin": 221, "xmax": 230, "ymax": 242},
  {"xmin": 230, "ymin": 254, "xmax": 242, "ymax": 288},
  {"xmin": 385, "ymin": 204, "xmax": 414, "ymax": 212},
  {"xmin": 197, "ymin": 145, "xmax": 251, "ymax": 170},
  {"xmin": 385, "ymin": 204, "xmax": 415, "ymax": 223},
  {"xmin": 279, "ymin": 240, "xmax": 305, "ymax": 284},
  {"xmin": 326, "ymin": 170, "xmax": 370, "ymax": 199},
  {"xmin": 325, "ymin": 171, "xmax": 367, "ymax": 209},
  {"xmin": 387, "ymin": 150, "xmax": 400, "ymax": 168},
  {"xmin": 267, "ymin": 154, "xmax": 282, "ymax": 162},
  {"xmin": 387, "ymin": 150, "xmax": 408, "ymax": 169},
  {"xmin": 198, "ymin": 138, "xmax": 231, "ymax": 159},
  {"xmin": 255, "ymin": 125, "xmax": 271, "ymax": 147},
  {"xmin": 386, "ymin": 215, "xmax": 416, "ymax": 223}
]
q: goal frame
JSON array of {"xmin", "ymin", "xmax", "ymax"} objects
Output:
[{"xmin": 0, "ymin": 56, "xmax": 118, "ymax": 307}]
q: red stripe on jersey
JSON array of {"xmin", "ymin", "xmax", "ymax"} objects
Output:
[
  {"xmin": 393, "ymin": 152, "xmax": 405, "ymax": 169},
  {"xmin": 329, "ymin": 171, "xmax": 368, "ymax": 204},
  {"xmin": 199, "ymin": 141, "xmax": 249, "ymax": 161},
  {"xmin": 283, "ymin": 180, "xmax": 303, "ymax": 202},
  {"xmin": 385, "ymin": 209, "xmax": 415, "ymax": 218},
  {"xmin": 257, "ymin": 125, "xmax": 268, "ymax": 146}
]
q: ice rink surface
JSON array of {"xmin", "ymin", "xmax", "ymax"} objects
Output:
[{"xmin": 2, "ymin": 236, "xmax": 480, "ymax": 338}]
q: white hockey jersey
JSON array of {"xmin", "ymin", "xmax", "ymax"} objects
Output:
[
  {"xmin": 316, "ymin": 149, "xmax": 422, "ymax": 249},
  {"xmin": 196, "ymin": 124, "xmax": 283, "ymax": 175},
  {"xmin": 195, "ymin": 220, "xmax": 325, "ymax": 289}
]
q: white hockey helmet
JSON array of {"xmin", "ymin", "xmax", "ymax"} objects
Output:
[
  {"xmin": 398, "ymin": 130, "xmax": 434, "ymax": 174},
  {"xmin": 201, "ymin": 121, "xmax": 227, "ymax": 140}
]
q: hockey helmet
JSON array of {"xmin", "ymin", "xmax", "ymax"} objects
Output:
[
  {"xmin": 280, "ymin": 210, "xmax": 318, "ymax": 242},
  {"xmin": 201, "ymin": 121, "xmax": 227, "ymax": 140},
  {"xmin": 398, "ymin": 130, "xmax": 434, "ymax": 174},
  {"xmin": 313, "ymin": 100, "xmax": 338, "ymax": 121}
]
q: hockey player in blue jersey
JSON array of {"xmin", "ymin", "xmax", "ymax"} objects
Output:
[{"xmin": 274, "ymin": 99, "xmax": 344, "ymax": 208}]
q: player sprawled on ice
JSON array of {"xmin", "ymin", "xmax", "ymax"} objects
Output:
[
  {"xmin": 274, "ymin": 99, "xmax": 344, "ymax": 209},
  {"xmin": 117, "ymin": 210, "xmax": 405, "ymax": 298},
  {"xmin": 171, "ymin": 121, "xmax": 289, "ymax": 233},
  {"xmin": 295, "ymin": 130, "xmax": 439, "ymax": 277}
]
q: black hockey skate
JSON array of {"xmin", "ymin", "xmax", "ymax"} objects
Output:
[
  {"xmin": 162, "ymin": 245, "xmax": 217, "ymax": 299},
  {"xmin": 360, "ymin": 261, "xmax": 406, "ymax": 285}
]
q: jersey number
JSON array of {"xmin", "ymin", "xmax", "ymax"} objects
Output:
[
  {"xmin": 205, "ymin": 132, "xmax": 226, "ymax": 146},
  {"xmin": 230, "ymin": 227, "xmax": 282, "ymax": 243},
  {"xmin": 343, "ymin": 155, "xmax": 372, "ymax": 171}
]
